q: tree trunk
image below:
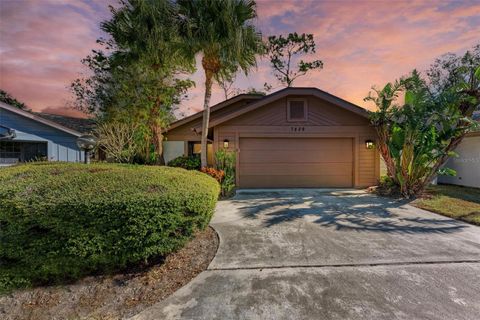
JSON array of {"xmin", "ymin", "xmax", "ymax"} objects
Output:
[
  {"xmin": 201, "ymin": 67, "xmax": 214, "ymax": 168},
  {"xmin": 149, "ymin": 107, "xmax": 165, "ymax": 165},
  {"xmin": 375, "ymin": 126, "xmax": 396, "ymax": 179},
  {"xmin": 201, "ymin": 55, "xmax": 222, "ymax": 168},
  {"xmin": 152, "ymin": 128, "xmax": 165, "ymax": 165},
  {"xmin": 378, "ymin": 143, "xmax": 396, "ymax": 178}
]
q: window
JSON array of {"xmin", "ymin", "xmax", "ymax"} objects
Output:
[
  {"xmin": 187, "ymin": 141, "xmax": 214, "ymax": 165},
  {"xmin": 0, "ymin": 141, "xmax": 47, "ymax": 164},
  {"xmin": 23, "ymin": 142, "xmax": 48, "ymax": 161},
  {"xmin": 0, "ymin": 141, "xmax": 21, "ymax": 164},
  {"xmin": 287, "ymin": 99, "xmax": 307, "ymax": 121},
  {"xmin": 188, "ymin": 141, "xmax": 202, "ymax": 156}
]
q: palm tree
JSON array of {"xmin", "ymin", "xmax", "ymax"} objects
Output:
[
  {"xmin": 178, "ymin": 0, "xmax": 263, "ymax": 167},
  {"xmin": 100, "ymin": 0, "xmax": 194, "ymax": 164}
]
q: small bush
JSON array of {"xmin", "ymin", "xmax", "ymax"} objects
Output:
[
  {"xmin": 167, "ymin": 155, "xmax": 201, "ymax": 170},
  {"xmin": 215, "ymin": 150, "xmax": 236, "ymax": 197},
  {"xmin": 201, "ymin": 167, "xmax": 225, "ymax": 183},
  {"xmin": 0, "ymin": 162, "xmax": 219, "ymax": 293},
  {"xmin": 374, "ymin": 175, "xmax": 401, "ymax": 196}
]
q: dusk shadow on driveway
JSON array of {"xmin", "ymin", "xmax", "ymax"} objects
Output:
[{"xmin": 232, "ymin": 190, "xmax": 466, "ymax": 234}]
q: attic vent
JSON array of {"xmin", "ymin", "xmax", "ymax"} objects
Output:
[{"xmin": 287, "ymin": 99, "xmax": 307, "ymax": 121}]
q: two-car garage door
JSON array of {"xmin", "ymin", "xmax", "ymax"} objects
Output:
[{"xmin": 238, "ymin": 137, "xmax": 353, "ymax": 188}]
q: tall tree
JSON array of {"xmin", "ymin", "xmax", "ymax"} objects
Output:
[
  {"xmin": 0, "ymin": 89, "xmax": 29, "ymax": 111},
  {"xmin": 215, "ymin": 65, "xmax": 240, "ymax": 100},
  {"xmin": 102, "ymin": 0, "xmax": 194, "ymax": 164},
  {"xmin": 266, "ymin": 33, "xmax": 323, "ymax": 87},
  {"xmin": 215, "ymin": 68, "xmax": 272, "ymax": 99},
  {"xmin": 366, "ymin": 44, "xmax": 480, "ymax": 197},
  {"xmin": 70, "ymin": 49, "xmax": 112, "ymax": 117},
  {"xmin": 71, "ymin": 0, "xmax": 193, "ymax": 164},
  {"xmin": 423, "ymin": 44, "xmax": 480, "ymax": 185},
  {"xmin": 178, "ymin": 0, "xmax": 263, "ymax": 167}
]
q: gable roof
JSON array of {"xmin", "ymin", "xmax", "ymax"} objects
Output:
[
  {"xmin": 36, "ymin": 113, "xmax": 96, "ymax": 134},
  {"xmin": 0, "ymin": 102, "xmax": 83, "ymax": 137},
  {"xmin": 189, "ymin": 87, "xmax": 369, "ymax": 132},
  {"xmin": 167, "ymin": 93, "xmax": 264, "ymax": 131}
]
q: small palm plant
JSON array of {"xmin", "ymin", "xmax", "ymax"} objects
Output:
[{"xmin": 215, "ymin": 149, "xmax": 237, "ymax": 196}]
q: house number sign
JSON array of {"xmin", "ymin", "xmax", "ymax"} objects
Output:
[{"xmin": 290, "ymin": 126, "xmax": 305, "ymax": 132}]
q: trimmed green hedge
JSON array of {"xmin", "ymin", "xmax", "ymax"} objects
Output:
[
  {"xmin": 168, "ymin": 155, "xmax": 201, "ymax": 170},
  {"xmin": 0, "ymin": 163, "xmax": 219, "ymax": 292}
]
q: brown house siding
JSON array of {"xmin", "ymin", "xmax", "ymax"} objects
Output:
[
  {"xmin": 214, "ymin": 96, "xmax": 379, "ymax": 188},
  {"xmin": 358, "ymin": 135, "xmax": 380, "ymax": 186},
  {"xmin": 165, "ymin": 98, "xmax": 260, "ymax": 141},
  {"xmin": 224, "ymin": 96, "xmax": 369, "ymax": 127},
  {"xmin": 164, "ymin": 89, "xmax": 380, "ymax": 188}
]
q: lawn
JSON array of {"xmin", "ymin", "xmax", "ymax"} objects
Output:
[{"xmin": 412, "ymin": 184, "xmax": 480, "ymax": 226}]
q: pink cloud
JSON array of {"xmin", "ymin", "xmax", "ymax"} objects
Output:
[
  {"xmin": 248, "ymin": 0, "xmax": 480, "ymax": 109},
  {"xmin": 0, "ymin": 0, "xmax": 478, "ymax": 118},
  {"xmin": 0, "ymin": 0, "xmax": 112, "ymax": 115}
]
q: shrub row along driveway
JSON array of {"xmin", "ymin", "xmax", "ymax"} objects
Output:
[{"xmin": 133, "ymin": 190, "xmax": 480, "ymax": 320}]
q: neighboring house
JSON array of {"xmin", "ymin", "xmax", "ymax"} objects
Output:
[
  {"xmin": 36, "ymin": 112, "xmax": 96, "ymax": 133},
  {"xmin": 0, "ymin": 102, "xmax": 90, "ymax": 165},
  {"xmin": 163, "ymin": 87, "xmax": 380, "ymax": 188},
  {"xmin": 438, "ymin": 112, "xmax": 480, "ymax": 188}
]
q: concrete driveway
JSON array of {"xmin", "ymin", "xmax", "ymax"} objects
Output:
[{"xmin": 132, "ymin": 189, "xmax": 480, "ymax": 320}]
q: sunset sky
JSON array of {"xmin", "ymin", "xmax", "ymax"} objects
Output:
[{"xmin": 1, "ymin": 0, "xmax": 479, "ymax": 118}]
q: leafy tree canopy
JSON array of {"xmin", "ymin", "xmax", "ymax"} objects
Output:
[
  {"xmin": 266, "ymin": 32, "xmax": 323, "ymax": 87},
  {"xmin": 366, "ymin": 44, "xmax": 480, "ymax": 197},
  {"xmin": 177, "ymin": 0, "xmax": 263, "ymax": 167},
  {"xmin": 71, "ymin": 0, "xmax": 194, "ymax": 164},
  {"xmin": 0, "ymin": 89, "xmax": 29, "ymax": 111}
]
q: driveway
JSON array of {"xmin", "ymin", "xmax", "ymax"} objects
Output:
[{"xmin": 132, "ymin": 189, "xmax": 480, "ymax": 320}]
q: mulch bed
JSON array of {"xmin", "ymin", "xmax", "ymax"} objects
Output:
[{"xmin": 0, "ymin": 227, "xmax": 218, "ymax": 320}]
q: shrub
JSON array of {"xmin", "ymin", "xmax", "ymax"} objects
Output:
[
  {"xmin": 201, "ymin": 167, "xmax": 225, "ymax": 183},
  {"xmin": 366, "ymin": 45, "xmax": 480, "ymax": 198},
  {"xmin": 215, "ymin": 150, "xmax": 236, "ymax": 197},
  {"xmin": 375, "ymin": 175, "xmax": 401, "ymax": 196},
  {"xmin": 167, "ymin": 155, "xmax": 201, "ymax": 170},
  {"xmin": 0, "ymin": 162, "xmax": 219, "ymax": 293},
  {"xmin": 95, "ymin": 121, "xmax": 139, "ymax": 163}
]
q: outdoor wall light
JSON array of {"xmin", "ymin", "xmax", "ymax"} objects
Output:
[
  {"xmin": 365, "ymin": 139, "xmax": 375, "ymax": 149},
  {"xmin": 223, "ymin": 139, "xmax": 230, "ymax": 149},
  {"xmin": 76, "ymin": 134, "xmax": 97, "ymax": 164}
]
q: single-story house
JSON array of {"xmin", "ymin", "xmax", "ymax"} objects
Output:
[
  {"xmin": 0, "ymin": 101, "xmax": 92, "ymax": 165},
  {"xmin": 163, "ymin": 87, "xmax": 380, "ymax": 188}
]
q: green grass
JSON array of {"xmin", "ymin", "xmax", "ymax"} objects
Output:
[{"xmin": 412, "ymin": 184, "xmax": 480, "ymax": 225}]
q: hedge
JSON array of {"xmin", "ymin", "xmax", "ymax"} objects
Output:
[
  {"xmin": 0, "ymin": 162, "xmax": 220, "ymax": 293},
  {"xmin": 167, "ymin": 155, "xmax": 201, "ymax": 170}
]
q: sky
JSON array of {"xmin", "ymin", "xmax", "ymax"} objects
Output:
[{"xmin": 1, "ymin": 0, "xmax": 479, "ymax": 118}]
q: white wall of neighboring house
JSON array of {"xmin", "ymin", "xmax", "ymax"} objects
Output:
[
  {"xmin": 163, "ymin": 141, "xmax": 184, "ymax": 164},
  {"xmin": 439, "ymin": 132, "xmax": 480, "ymax": 188}
]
